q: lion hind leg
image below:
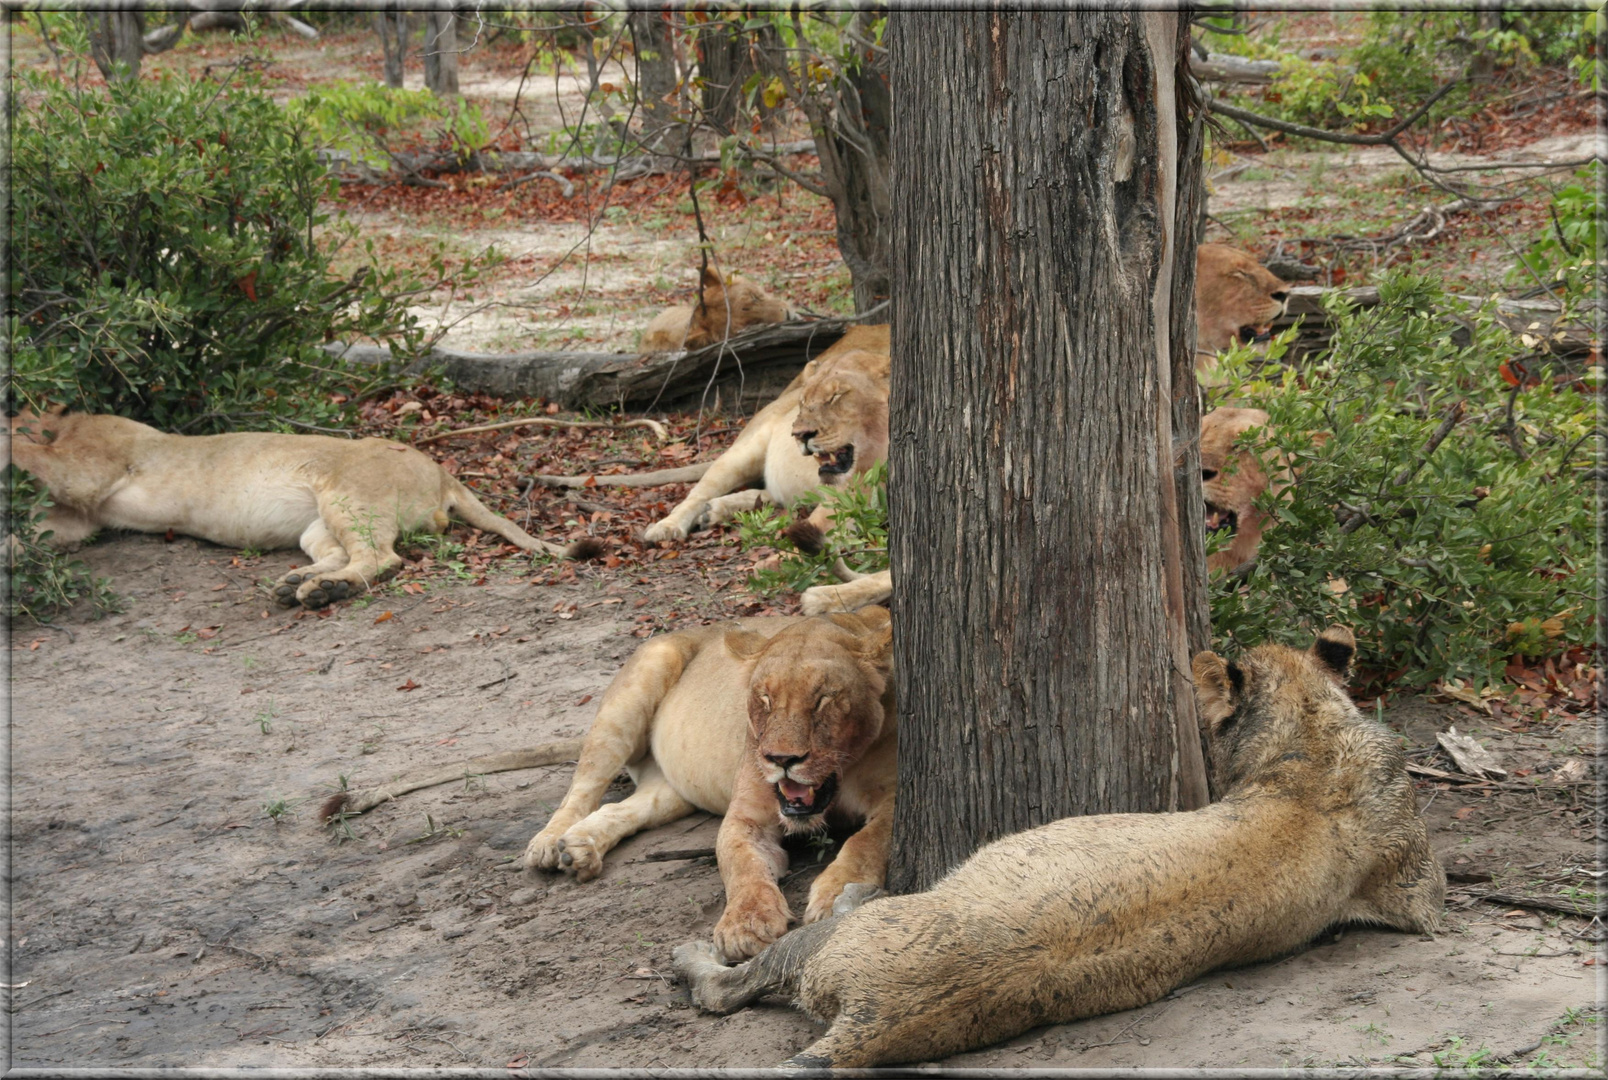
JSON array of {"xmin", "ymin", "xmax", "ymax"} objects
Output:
[
  {"xmin": 549, "ymin": 761, "xmax": 694, "ymax": 882},
  {"xmin": 294, "ymin": 495, "xmax": 402, "ymax": 608},
  {"xmin": 525, "ymin": 635, "xmax": 698, "ymax": 872},
  {"xmin": 674, "ymin": 914, "xmax": 839, "ymax": 1016},
  {"xmin": 274, "ymin": 519, "xmax": 349, "ymax": 606},
  {"xmin": 800, "ymin": 569, "xmax": 893, "ymax": 616}
]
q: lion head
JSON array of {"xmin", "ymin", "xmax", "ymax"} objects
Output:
[
  {"xmin": 723, "ymin": 608, "xmax": 893, "ymax": 823},
  {"xmin": 1196, "ymin": 244, "xmax": 1291, "ymax": 357},
  {"xmin": 1200, "ymin": 406, "xmax": 1279, "ymax": 572},
  {"xmin": 640, "ymin": 266, "xmax": 794, "ymax": 353},
  {"xmin": 790, "ymin": 348, "xmax": 890, "ymax": 486}
]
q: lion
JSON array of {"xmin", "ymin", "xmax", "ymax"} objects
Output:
[
  {"xmin": 673, "ymin": 625, "xmax": 1445, "ymax": 1069},
  {"xmin": 1196, "ymin": 244, "xmax": 1291, "ymax": 366},
  {"xmin": 6, "ymin": 409, "xmax": 585, "ymax": 609},
  {"xmin": 522, "ymin": 607, "xmax": 896, "ymax": 962},
  {"xmin": 1200, "ymin": 406, "xmax": 1281, "ymax": 574},
  {"xmin": 640, "ymin": 266, "xmax": 796, "ymax": 354},
  {"xmin": 639, "ymin": 323, "xmax": 891, "ymax": 543}
]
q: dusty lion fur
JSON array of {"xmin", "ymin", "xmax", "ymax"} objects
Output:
[{"xmin": 673, "ymin": 626, "xmax": 1445, "ymax": 1068}]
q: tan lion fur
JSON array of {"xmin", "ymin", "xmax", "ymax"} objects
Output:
[
  {"xmin": 6, "ymin": 409, "xmax": 572, "ymax": 608},
  {"xmin": 673, "ymin": 626, "xmax": 1445, "ymax": 1069},
  {"xmin": 524, "ymin": 607, "xmax": 897, "ymax": 962},
  {"xmin": 1201, "ymin": 406, "xmax": 1280, "ymax": 574},
  {"xmin": 641, "ymin": 324, "xmax": 891, "ymax": 543},
  {"xmin": 1196, "ymin": 244, "xmax": 1291, "ymax": 365},
  {"xmin": 639, "ymin": 266, "xmax": 795, "ymax": 353}
]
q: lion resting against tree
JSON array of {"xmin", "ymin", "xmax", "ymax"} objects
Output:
[
  {"xmin": 523, "ymin": 607, "xmax": 897, "ymax": 962},
  {"xmin": 7, "ymin": 409, "xmax": 581, "ymax": 609},
  {"xmin": 674, "ymin": 625, "xmax": 1445, "ymax": 1069},
  {"xmin": 640, "ymin": 266, "xmax": 796, "ymax": 353},
  {"xmin": 640, "ymin": 323, "xmax": 891, "ymax": 543}
]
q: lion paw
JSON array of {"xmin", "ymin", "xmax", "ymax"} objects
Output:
[
  {"xmin": 799, "ymin": 586, "xmax": 842, "ymax": 617},
  {"xmin": 642, "ymin": 518, "xmax": 689, "ymax": 544},
  {"xmin": 295, "ymin": 577, "xmax": 352, "ymax": 609},
  {"xmin": 523, "ymin": 827, "xmax": 564, "ymax": 872},
  {"xmin": 712, "ymin": 890, "xmax": 791, "ymax": 963},
  {"xmin": 554, "ymin": 834, "xmax": 603, "ymax": 882}
]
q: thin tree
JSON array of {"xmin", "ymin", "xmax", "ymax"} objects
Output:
[{"xmin": 886, "ymin": 9, "xmax": 1211, "ymax": 893}]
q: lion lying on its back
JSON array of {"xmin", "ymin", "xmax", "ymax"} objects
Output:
[
  {"xmin": 7, "ymin": 409, "xmax": 579, "ymax": 608},
  {"xmin": 675, "ymin": 625, "xmax": 1444, "ymax": 1068}
]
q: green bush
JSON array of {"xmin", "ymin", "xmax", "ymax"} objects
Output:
[
  {"xmin": 1206, "ymin": 273, "xmax": 1597, "ymax": 690},
  {"xmin": 287, "ymin": 81, "xmax": 491, "ymax": 171},
  {"xmin": 7, "ymin": 66, "xmax": 486, "ymax": 620},
  {"xmin": 10, "ymin": 66, "xmax": 451, "ymax": 429},
  {"xmin": 4, "ymin": 467, "xmax": 118, "ymax": 623},
  {"xmin": 736, "ymin": 462, "xmax": 888, "ymax": 598}
]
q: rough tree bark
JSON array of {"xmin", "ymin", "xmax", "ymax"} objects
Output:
[
  {"xmin": 627, "ymin": 6, "xmax": 680, "ymax": 153},
  {"xmin": 886, "ymin": 10, "xmax": 1210, "ymax": 894},
  {"xmin": 422, "ymin": 9, "xmax": 459, "ymax": 97}
]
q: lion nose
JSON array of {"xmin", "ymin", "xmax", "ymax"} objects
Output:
[{"xmin": 765, "ymin": 752, "xmax": 808, "ymax": 769}]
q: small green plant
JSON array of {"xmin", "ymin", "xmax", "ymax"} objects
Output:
[
  {"xmin": 5, "ymin": 466, "xmax": 119, "ymax": 623},
  {"xmin": 254, "ymin": 702, "xmax": 279, "ymax": 735},
  {"xmin": 263, "ymin": 797, "xmax": 295, "ymax": 823},
  {"xmin": 737, "ymin": 461, "xmax": 888, "ymax": 597},
  {"xmin": 286, "ymin": 81, "xmax": 491, "ymax": 171},
  {"xmin": 407, "ymin": 812, "xmax": 464, "ymax": 845},
  {"xmin": 175, "ymin": 629, "xmax": 200, "ymax": 645}
]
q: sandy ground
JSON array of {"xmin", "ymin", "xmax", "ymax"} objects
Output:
[{"xmin": 9, "ymin": 533, "xmax": 1601, "ymax": 1070}]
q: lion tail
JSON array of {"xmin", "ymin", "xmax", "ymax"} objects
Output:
[
  {"xmin": 318, "ymin": 737, "xmax": 587, "ymax": 822},
  {"xmin": 442, "ymin": 473, "xmax": 600, "ymax": 560}
]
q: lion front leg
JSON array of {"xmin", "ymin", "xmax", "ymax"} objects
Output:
[
  {"xmin": 642, "ymin": 414, "xmax": 782, "ymax": 542},
  {"xmin": 803, "ymin": 767, "xmax": 894, "ymax": 925},
  {"xmin": 712, "ymin": 795, "xmax": 792, "ymax": 962},
  {"xmin": 800, "ymin": 569, "xmax": 893, "ymax": 616},
  {"xmin": 540, "ymin": 763, "xmax": 695, "ymax": 882}
]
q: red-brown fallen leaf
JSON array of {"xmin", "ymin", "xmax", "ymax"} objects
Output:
[
  {"xmin": 401, "ymin": 583, "xmax": 425, "ymax": 595},
  {"xmin": 1453, "ymin": 807, "xmax": 1475, "ymax": 820},
  {"xmin": 164, "ymin": 529, "xmax": 176, "ymax": 542},
  {"xmin": 507, "ymin": 1056, "xmax": 529, "ymax": 1070},
  {"xmin": 211, "ymin": 583, "xmax": 228, "ymax": 591},
  {"xmin": 237, "ymin": 269, "xmax": 258, "ymax": 302},
  {"xmin": 374, "ymin": 611, "xmax": 394, "ymax": 623},
  {"xmin": 397, "ymin": 678, "xmax": 420, "ymax": 691},
  {"xmin": 435, "ymin": 736, "xmax": 458, "ymax": 746},
  {"xmin": 576, "ymin": 694, "xmax": 592, "ymax": 707}
]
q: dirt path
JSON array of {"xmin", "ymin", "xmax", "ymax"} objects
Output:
[{"xmin": 10, "ymin": 534, "xmax": 1599, "ymax": 1069}]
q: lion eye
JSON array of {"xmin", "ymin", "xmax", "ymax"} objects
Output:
[
  {"xmin": 815, "ymin": 694, "xmax": 833, "ymax": 712},
  {"xmin": 758, "ymin": 693, "xmax": 771, "ymax": 711}
]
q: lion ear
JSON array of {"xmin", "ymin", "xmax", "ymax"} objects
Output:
[
  {"xmin": 699, "ymin": 264, "xmax": 723, "ymax": 290},
  {"xmin": 1191, "ymin": 651, "xmax": 1240, "ymax": 734},
  {"xmin": 724, "ymin": 629, "xmax": 769, "ymax": 662},
  {"xmin": 1312, "ymin": 625, "xmax": 1355, "ymax": 683},
  {"xmin": 853, "ymin": 619, "xmax": 894, "ymax": 672}
]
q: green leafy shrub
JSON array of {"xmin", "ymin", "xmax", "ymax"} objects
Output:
[
  {"xmin": 4, "ymin": 466, "xmax": 119, "ymax": 623},
  {"xmin": 1206, "ymin": 274, "xmax": 1596, "ymax": 689},
  {"xmin": 10, "ymin": 66, "xmax": 454, "ymax": 429},
  {"xmin": 736, "ymin": 462, "xmax": 888, "ymax": 598},
  {"xmin": 287, "ymin": 81, "xmax": 492, "ymax": 171}
]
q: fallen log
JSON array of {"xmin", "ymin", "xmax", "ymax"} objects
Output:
[
  {"xmin": 1273, "ymin": 285, "xmax": 1597, "ymax": 358},
  {"xmin": 317, "ymin": 139, "xmax": 817, "ymax": 184},
  {"xmin": 1189, "ymin": 52, "xmax": 1282, "ymax": 85},
  {"xmin": 329, "ymin": 316, "xmax": 860, "ymax": 412}
]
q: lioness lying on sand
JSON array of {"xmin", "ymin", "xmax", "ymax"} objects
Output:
[
  {"xmin": 526, "ymin": 607, "xmax": 896, "ymax": 962},
  {"xmin": 640, "ymin": 324, "xmax": 891, "ymax": 543},
  {"xmin": 674, "ymin": 625, "xmax": 1445, "ymax": 1068},
  {"xmin": 7, "ymin": 409, "xmax": 581, "ymax": 608},
  {"xmin": 640, "ymin": 266, "xmax": 795, "ymax": 354}
]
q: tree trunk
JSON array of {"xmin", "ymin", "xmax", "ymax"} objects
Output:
[
  {"xmin": 698, "ymin": 18, "xmax": 766, "ymax": 132},
  {"xmin": 86, "ymin": 10, "xmax": 145, "ymax": 82},
  {"xmin": 886, "ymin": 10, "xmax": 1210, "ymax": 894},
  {"xmin": 755, "ymin": 11, "xmax": 892, "ymax": 312},
  {"xmin": 423, "ymin": 10, "xmax": 459, "ymax": 97},
  {"xmin": 376, "ymin": 10, "xmax": 407, "ymax": 89},
  {"xmin": 627, "ymin": 7, "xmax": 680, "ymax": 153}
]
